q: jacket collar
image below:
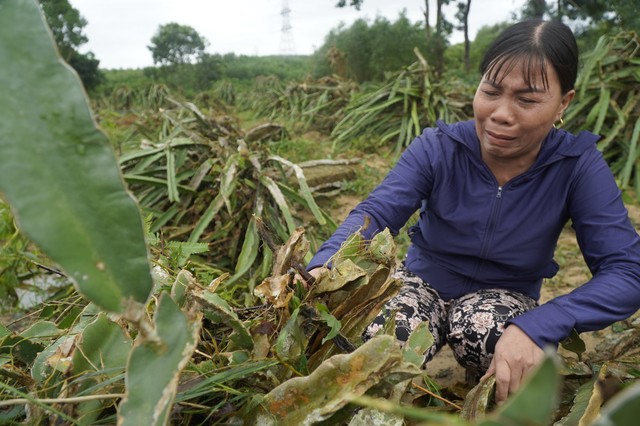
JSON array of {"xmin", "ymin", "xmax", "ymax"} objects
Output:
[{"xmin": 435, "ymin": 119, "xmax": 601, "ymax": 167}]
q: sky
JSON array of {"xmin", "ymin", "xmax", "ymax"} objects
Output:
[{"xmin": 68, "ymin": 0, "xmax": 528, "ymax": 70}]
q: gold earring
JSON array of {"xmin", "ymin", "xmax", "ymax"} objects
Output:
[{"xmin": 553, "ymin": 117, "xmax": 565, "ymax": 129}]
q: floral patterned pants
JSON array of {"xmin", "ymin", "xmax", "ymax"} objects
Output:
[{"xmin": 364, "ymin": 264, "xmax": 538, "ymax": 376}]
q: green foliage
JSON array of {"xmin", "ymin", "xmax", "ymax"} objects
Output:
[
  {"xmin": 0, "ymin": 0, "xmax": 153, "ymax": 313},
  {"xmin": 3, "ymin": 3, "xmax": 640, "ymax": 423},
  {"xmin": 312, "ymin": 12, "xmax": 428, "ymax": 83},
  {"xmin": 445, "ymin": 22, "xmax": 511, "ymax": 82},
  {"xmin": 222, "ymin": 53, "xmax": 312, "ymax": 82},
  {"xmin": 246, "ymin": 75, "xmax": 358, "ymax": 134},
  {"xmin": 593, "ymin": 380, "xmax": 640, "ymax": 426},
  {"xmin": 0, "ymin": 201, "xmax": 25, "ymax": 308},
  {"xmin": 38, "ymin": 0, "xmax": 103, "ymax": 91},
  {"xmin": 331, "ymin": 52, "xmax": 473, "ymax": 153},
  {"xmin": 96, "ymin": 54, "xmax": 310, "ymax": 102},
  {"xmin": 70, "ymin": 313, "xmax": 132, "ymax": 423},
  {"xmin": 251, "ymin": 335, "xmax": 405, "ymax": 424},
  {"xmin": 38, "ymin": 0, "xmax": 87, "ymax": 57},
  {"xmin": 119, "ymin": 294, "xmax": 200, "ymax": 426},
  {"xmin": 561, "ymin": 0, "xmax": 639, "ymax": 35},
  {"xmin": 148, "ymin": 22, "xmax": 207, "ymax": 66},
  {"xmin": 517, "ymin": 1, "xmax": 639, "ymax": 49},
  {"xmin": 117, "ymin": 99, "xmax": 333, "ymax": 291},
  {"xmin": 483, "ymin": 353, "xmax": 561, "ymax": 425},
  {"xmin": 564, "ymin": 31, "xmax": 640, "ymax": 196},
  {"xmin": 211, "ymin": 79, "xmax": 236, "ymax": 105}
]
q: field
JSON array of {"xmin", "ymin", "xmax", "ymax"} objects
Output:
[{"xmin": 1, "ymin": 3, "xmax": 640, "ymax": 424}]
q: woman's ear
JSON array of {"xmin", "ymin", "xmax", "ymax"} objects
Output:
[{"xmin": 558, "ymin": 89, "xmax": 576, "ymax": 119}]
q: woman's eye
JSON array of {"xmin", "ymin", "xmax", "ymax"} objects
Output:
[
  {"xmin": 519, "ymin": 97, "xmax": 537, "ymax": 104},
  {"xmin": 482, "ymin": 90, "xmax": 499, "ymax": 97}
]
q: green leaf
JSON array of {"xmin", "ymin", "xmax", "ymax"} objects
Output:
[
  {"xmin": 554, "ymin": 373, "xmax": 600, "ymax": 426},
  {"xmin": 71, "ymin": 313, "xmax": 133, "ymax": 423},
  {"xmin": 0, "ymin": 0, "xmax": 153, "ymax": 313},
  {"xmin": 260, "ymin": 175, "xmax": 297, "ymax": 234},
  {"xmin": 219, "ymin": 153, "xmax": 240, "ymax": 214},
  {"xmin": 349, "ymin": 407, "xmax": 404, "ymax": 426},
  {"xmin": 268, "ymin": 155, "xmax": 326, "ymax": 226},
  {"xmin": 480, "ymin": 352, "xmax": 561, "ymax": 426},
  {"xmin": 31, "ymin": 335, "xmax": 73, "ymax": 382},
  {"xmin": 368, "ymin": 228, "xmax": 397, "ymax": 266},
  {"xmin": 118, "ymin": 294, "xmax": 201, "ymax": 426},
  {"xmin": 559, "ymin": 328, "xmax": 587, "ymax": 359},
  {"xmin": 164, "ymin": 146, "xmax": 180, "ymax": 202},
  {"xmin": 188, "ymin": 192, "xmax": 225, "ymax": 242},
  {"xmin": 317, "ymin": 303, "xmax": 342, "ymax": 344},
  {"xmin": 72, "ymin": 313, "xmax": 132, "ymax": 376},
  {"xmin": 20, "ymin": 321, "xmax": 62, "ymax": 341},
  {"xmin": 593, "ymin": 380, "xmax": 640, "ymax": 426},
  {"xmin": 166, "ymin": 241, "xmax": 209, "ymax": 267},
  {"xmin": 461, "ymin": 376, "xmax": 496, "ymax": 422},
  {"xmin": 191, "ymin": 287, "xmax": 254, "ymax": 351},
  {"xmin": 228, "ymin": 215, "xmax": 259, "ymax": 283},
  {"xmin": 348, "ymin": 394, "xmax": 461, "ymax": 424},
  {"xmin": 118, "ymin": 138, "xmax": 202, "ymax": 164},
  {"xmin": 620, "ymin": 119, "xmax": 640, "ymax": 188},
  {"xmin": 252, "ymin": 335, "xmax": 403, "ymax": 425},
  {"xmin": 275, "ymin": 307, "xmax": 305, "ymax": 359},
  {"xmin": 593, "ymin": 85, "xmax": 611, "ymax": 135},
  {"xmin": 401, "ymin": 321, "xmax": 434, "ymax": 368},
  {"xmin": 171, "ymin": 269, "xmax": 195, "ymax": 307}
]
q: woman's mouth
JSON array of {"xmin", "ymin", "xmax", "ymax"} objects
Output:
[{"xmin": 486, "ymin": 130, "xmax": 516, "ymax": 141}]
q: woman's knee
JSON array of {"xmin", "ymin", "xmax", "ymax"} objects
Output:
[
  {"xmin": 364, "ymin": 274, "xmax": 448, "ymax": 361},
  {"xmin": 446, "ymin": 289, "xmax": 537, "ymax": 373}
]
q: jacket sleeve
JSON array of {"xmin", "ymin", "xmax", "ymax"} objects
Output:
[
  {"xmin": 509, "ymin": 147, "xmax": 640, "ymax": 348},
  {"xmin": 306, "ymin": 129, "xmax": 438, "ymax": 270}
]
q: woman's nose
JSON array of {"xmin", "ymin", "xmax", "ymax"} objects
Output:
[{"xmin": 490, "ymin": 99, "xmax": 514, "ymax": 124}]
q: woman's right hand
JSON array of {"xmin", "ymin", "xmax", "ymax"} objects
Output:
[{"xmin": 298, "ymin": 266, "xmax": 327, "ymax": 287}]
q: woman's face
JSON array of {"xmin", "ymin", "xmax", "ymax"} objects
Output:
[{"xmin": 473, "ymin": 59, "xmax": 575, "ymax": 166}]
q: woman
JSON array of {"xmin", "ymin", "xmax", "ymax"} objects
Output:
[{"xmin": 307, "ymin": 19, "xmax": 640, "ymax": 404}]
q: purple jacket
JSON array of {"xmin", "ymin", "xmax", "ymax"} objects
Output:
[{"xmin": 308, "ymin": 120, "xmax": 640, "ymax": 348}]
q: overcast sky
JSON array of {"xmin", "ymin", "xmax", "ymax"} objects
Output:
[{"xmin": 68, "ymin": 0, "xmax": 527, "ymax": 70}]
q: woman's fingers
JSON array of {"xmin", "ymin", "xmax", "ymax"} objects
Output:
[
  {"xmin": 493, "ymin": 356, "xmax": 511, "ymax": 404},
  {"xmin": 490, "ymin": 325, "xmax": 545, "ymax": 404}
]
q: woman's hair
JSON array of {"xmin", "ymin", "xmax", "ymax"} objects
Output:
[{"xmin": 479, "ymin": 19, "xmax": 578, "ymax": 94}]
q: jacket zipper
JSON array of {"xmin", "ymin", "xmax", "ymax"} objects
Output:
[
  {"xmin": 482, "ymin": 187, "xmax": 503, "ymax": 258},
  {"xmin": 471, "ymin": 184, "xmax": 504, "ymax": 280}
]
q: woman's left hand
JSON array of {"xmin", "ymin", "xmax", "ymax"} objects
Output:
[{"xmin": 482, "ymin": 324, "xmax": 545, "ymax": 404}]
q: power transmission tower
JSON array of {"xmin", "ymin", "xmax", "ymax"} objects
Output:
[{"xmin": 279, "ymin": 0, "xmax": 296, "ymax": 55}]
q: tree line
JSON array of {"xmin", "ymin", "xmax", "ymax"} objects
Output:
[{"xmin": 40, "ymin": 0, "xmax": 639, "ymax": 95}]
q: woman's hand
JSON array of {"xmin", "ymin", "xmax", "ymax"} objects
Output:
[
  {"xmin": 295, "ymin": 266, "xmax": 327, "ymax": 288},
  {"xmin": 482, "ymin": 324, "xmax": 545, "ymax": 404},
  {"xmin": 308, "ymin": 267, "xmax": 326, "ymax": 281}
]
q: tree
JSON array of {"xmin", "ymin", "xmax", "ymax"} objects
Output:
[
  {"xmin": 336, "ymin": 0, "xmax": 363, "ymax": 9},
  {"xmin": 335, "ymin": 0, "xmax": 453, "ymax": 75},
  {"xmin": 519, "ymin": 0, "xmax": 639, "ymax": 33},
  {"xmin": 38, "ymin": 0, "xmax": 103, "ymax": 90},
  {"xmin": 517, "ymin": 1, "xmax": 639, "ymax": 49},
  {"xmin": 520, "ymin": 0, "xmax": 547, "ymax": 18},
  {"xmin": 313, "ymin": 12, "xmax": 428, "ymax": 82},
  {"xmin": 431, "ymin": 0, "xmax": 453, "ymax": 74},
  {"xmin": 454, "ymin": 1, "xmax": 472, "ymax": 72},
  {"xmin": 148, "ymin": 23, "xmax": 208, "ymax": 66},
  {"xmin": 559, "ymin": 0, "xmax": 639, "ymax": 34}
]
